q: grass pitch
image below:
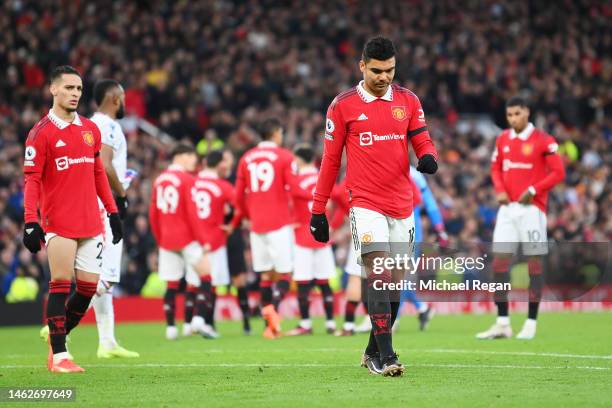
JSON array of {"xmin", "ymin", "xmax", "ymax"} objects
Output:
[{"xmin": 1, "ymin": 312, "xmax": 611, "ymax": 407}]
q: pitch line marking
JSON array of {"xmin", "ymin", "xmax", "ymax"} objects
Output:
[{"xmin": 0, "ymin": 363, "xmax": 608, "ymax": 371}]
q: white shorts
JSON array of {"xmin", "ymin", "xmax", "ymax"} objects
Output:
[
  {"xmin": 250, "ymin": 225, "xmax": 294, "ymax": 273},
  {"xmin": 100, "ymin": 209, "xmax": 123, "ymax": 283},
  {"xmin": 293, "ymin": 245, "xmax": 336, "ymax": 281},
  {"xmin": 45, "ymin": 233, "xmax": 104, "ymax": 275},
  {"xmin": 492, "ymin": 203, "xmax": 548, "ymax": 255},
  {"xmin": 210, "ymin": 246, "xmax": 230, "ymax": 287},
  {"xmin": 344, "ymin": 244, "xmax": 363, "ymax": 277},
  {"xmin": 349, "ymin": 207, "xmax": 415, "ymax": 265},
  {"xmin": 158, "ymin": 241, "xmax": 204, "ymax": 286}
]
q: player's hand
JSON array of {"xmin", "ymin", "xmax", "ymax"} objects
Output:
[
  {"xmin": 108, "ymin": 213, "xmax": 123, "ymax": 244},
  {"xmin": 435, "ymin": 229, "xmax": 450, "ymax": 249},
  {"xmin": 416, "ymin": 154, "xmax": 438, "ymax": 174},
  {"xmin": 220, "ymin": 224, "xmax": 234, "ymax": 235},
  {"xmin": 518, "ymin": 189, "xmax": 534, "ymax": 205},
  {"xmin": 115, "ymin": 195, "xmax": 129, "ymax": 220},
  {"xmin": 496, "ymin": 192, "xmax": 510, "ymax": 205},
  {"xmin": 310, "ymin": 213, "xmax": 329, "ymax": 243},
  {"xmin": 23, "ymin": 222, "xmax": 46, "ymax": 253}
]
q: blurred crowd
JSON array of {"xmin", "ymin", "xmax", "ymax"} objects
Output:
[{"xmin": 0, "ymin": 0, "xmax": 610, "ymax": 298}]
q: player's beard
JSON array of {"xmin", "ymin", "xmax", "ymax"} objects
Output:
[{"xmin": 116, "ymin": 102, "xmax": 125, "ymax": 119}]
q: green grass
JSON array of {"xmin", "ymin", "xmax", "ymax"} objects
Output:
[{"xmin": 1, "ymin": 312, "xmax": 611, "ymax": 407}]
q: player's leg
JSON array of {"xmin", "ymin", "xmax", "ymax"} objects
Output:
[
  {"xmin": 185, "ymin": 242, "xmax": 218, "ymax": 339},
  {"xmin": 336, "ymin": 275, "xmax": 360, "ymax": 336},
  {"xmin": 338, "ymin": 244, "xmax": 364, "ymax": 335},
  {"xmin": 477, "ymin": 204, "xmax": 518, "ymax": 339},
  {"xmin": 206, "ymin": 246, "xmax": 230, "ymax": 338},
  {"xmin": 517, "ymin": 205, "xmax": 548, "ymax": 339},
  {"xmin": 92, "ymin": 226, "xmax": 139, "ymax": 358},
  {"xmin": 270, "ymin": 226, "xmax": 295, "ymax": 310},
  {"xmin": 228, "ymin": 229, "xmax": 250, "ymax": 334},
  {"xmin": 314, "ymin": 246, "xmax": 337, "ymax": 334},
  {"xmin": 287, "ymin": 245, "xmax": 314, "ymax": 335},
  {"xmin": 352, "ymin": 207, "xmax": 395, "ymax": 375},
  {"xmin": 158, "ymin": 249, "xmax": 185, "ymax": 340},
  {"xmin": 45, "ymin": 234, "xmax": 81, "ymax": 372},
  {"xmin": 182, "ymin": 284, "xmax": 198, "ymax": 336},
  {"xmin": 250, "ymin": 231, "xmax": 279, "ymax": 338}
]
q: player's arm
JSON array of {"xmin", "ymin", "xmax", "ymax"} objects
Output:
[
  {"xmin": 490, "ymin": 138, "xmax": 509, "ymax": 204},
  {"xmin": 310, "ymin": 101, "xmax": 347, "ymax": 242},
  {"xmin": 22, "ymin": 130, "xmax": 47, "ymax": 253},
  {"xmin": 408, "ymin": 97, "xmax": 438, "ymax": 174},
  {"xmin": 93, "ymin": 128, "xmax": 121, "ymax": 243},
  {"xmin": 148, "ymin": 183, "xmax": 161, "ymax": 242},
  {"xmin": 520, "ymin": 138, "xmax": 565, "ymax": 203},
  {"xmin": 312, "ymin": 101, "xmax": 347, "ymax": 214},
  {"xmin": 413, "ymin": 170, "xmax": 448, "ymax": 245},
  {"xmin": 100, "ymin": 145, "xmax": 126, "ymax": 197},
  {"xmin": 229, "ymin": 159, "xmax": 246, "ymax": 228}
]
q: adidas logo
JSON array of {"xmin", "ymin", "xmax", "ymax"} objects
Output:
[
  {"xmin": 55, "ymin": 139, "xmax": 66, "ymax": 148},
  {"xmin": 357, "ymin": 113, "xmax": 368, "ymax": 121}
]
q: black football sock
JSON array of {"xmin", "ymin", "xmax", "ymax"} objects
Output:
[
  {"xmin": 345, "ymin": 300, "xmax": 358, "ymax": 324},
  {"xmin": 317, "ymin": 279, "xmax": 334, "ymax": 321},
  {"xmin": 237, "ymin": 287, "xmax": 250, "ymax": 331},
  {"xmin": 492, "ymin": 257, "xmax": 511, "ymax": 318},
  {"xmin": 184, "ymin": 287, "xmax": 196, "ymax": 324},
  {"xmin": 390, "ymin": 301, "xmax": 401, "ymax": 327},
  {"xmin": 273, "ymin": 277, "xmax": 291, "ymax": 309},
  {"xmin": 205, "ymin": 289, "xmax": 217, "ymax": 328},
  {"xmin": 197, "ymin": 276, "xmax": 213, "ymax": 325},
  {"xmin": 47, "ymin": 280, "xmax": 71, "ymax": 354},
  {"xmin": 366, "ymin": 271, "xmax": 393, "ymax": 359},
  {"xmin": 296, "ymin": 281, "xmax": 312, "ymax": 321},
  {"xmin": 260, "ymin": 280, "xmax": 273, "ymax": 307},
  {"xmin": 65, "ymin": 280, "xmax": 97, "ymax": 334},
  {"xmin": 528, "ymin": 260, "xmax": 543, "ymax": 320},
  {"xmin": 164, "ymin": 281, "xmax": 179, "ymax": 326}
]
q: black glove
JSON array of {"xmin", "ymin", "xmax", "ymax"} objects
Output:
[
  {"xmin": 309, "ymin": 213, "xmax": 329, "ymax": 243},
  {"xmin": 23, "ymin": 222, "xmax": 45, "ymax": 253},
  {"xmin": 114, "ymin": 195, "xmax": 128, "ymax": 220},
  {"xmin": 108, "ymin": 213, "xmax": 123, "ymax": 244},
  {"xmin": 416, "ymin": 154, "xmax": 438, "ymax": 174}
]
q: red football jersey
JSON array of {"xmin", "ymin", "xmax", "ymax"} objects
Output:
[
  {"xmin": 23, "ymin": 111, "xmax": 117, "ymax": 238},
  {"xmin": 293, "ymin": 167, "xmax": 329, "ymax": 249},
  {"xmin": 234, "ymin": 141, "xmax": 309, "ymax": 234},
  {"xmin": 329, "ymin": 179, "xmax": 350, "ymax": 230},
  {"xmin": 149, "ymin": 165, "xmax": 203, "ymax": 251},
  {"xmin": 491, "ymin": 123, "xmax": 565, "ymax": 213},
  {"xmin": 192, "ymin": 170, "xmax": 235, "ymax": 251},
  {"xmin": 313, "ymin": 81, "xmax": 438, "ymax": 219}
]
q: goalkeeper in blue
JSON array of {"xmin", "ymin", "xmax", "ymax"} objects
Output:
[{"xmin": 356, "ymin": 167, "xmax": 445, "ymax": 332}]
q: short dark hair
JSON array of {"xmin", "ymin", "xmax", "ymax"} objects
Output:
[
  {"xmin": 50, "ymin": 65, "xmax": 81, "ymax": 83},
  {"xmin": 506, "ymin": 96, "xmax": 529, "ymax": 109},
  {"xmin": 93, "ymin": 79, "xmax": 120, "ymax": 106},
  {"xmin": 293, "ymin": 144, "xmax": 315, "ymax": 164},
  {"xmin": 362, "ymin": 37, "xmax": 396, "ymax": 62},
  {"xmin": 259, "ymin": 118, "xmax": 282, "ymax": 140},
  {"xmin": 171, "ymin": 142, "xmax": 196, "ymax": 158},
  {"xmin": 206, "ymin": 149, "xmax": 224, "ymax": 168}
]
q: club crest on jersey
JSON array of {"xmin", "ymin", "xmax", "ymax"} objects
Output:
[
  {"xmin": 82, "ymin": 131, "xmax": 94, "ymax": 146},
  {"xmin": 522, "ymin": 144, "xmax": 533, "ymax": 156},
  {"xmin": 361, "ymin": 232, "xmax": 373, "ymax": 245},
  {"xmin": 391, "ymin": 106, "xmax": 407, "ymax": 121}
]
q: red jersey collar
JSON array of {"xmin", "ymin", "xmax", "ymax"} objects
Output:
[
  {"xmin": 509, "ymin": 122, "xmax": 535, "ymax": 141},
  {"xmin": 357, "ymin": 80, "xmax": 393, "ymax": 103},
  {"xmin": 47, "ymin": 109, "xmax": 83, "ymax": 130}
]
